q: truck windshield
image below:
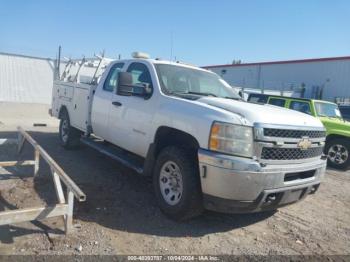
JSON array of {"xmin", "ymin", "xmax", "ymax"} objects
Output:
[
  {"xmin": 155, "ymin": 64, "xmax": 241, "ymax": 100},
  {"xmin": 315, "ymin": 102, "xmax": 342, "ymax": 118}
]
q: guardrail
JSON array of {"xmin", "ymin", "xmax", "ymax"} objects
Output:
[{"xmin": 0, "ymin": 127, "xmax": 86, "ymax": 234}]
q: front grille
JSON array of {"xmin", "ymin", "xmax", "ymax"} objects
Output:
[
  {"xmin": 261, "ymin": 147, "xmax": 323, "ymax": 160},
  {"xmin": 264, "ymin": 128, "xmax": 326, "ymax": 139}
]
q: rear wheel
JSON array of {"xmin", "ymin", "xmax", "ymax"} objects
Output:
[
  {"xmin": 153, "ymin": 146, "xmax": 203, "ymax": 221},
  {"xmin": 326, "ymin": 138, "xmax": 350, "ymax": 170},
  {"xmin": 59, "ymin": 111, "xmax": 81, "ymax": 149}
]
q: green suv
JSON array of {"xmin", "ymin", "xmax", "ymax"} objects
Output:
[{"xmin": 248, "ymin": 94, "xmax": 350, "ymax": 169}]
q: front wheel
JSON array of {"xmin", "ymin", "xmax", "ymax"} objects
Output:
[
  {"xmin": 326, "ymin": 138, "xmax": 350, "ymax": 170},
  {"xmin": 153, "ymin": 146, "xmax": 203, "ymax": 221}
]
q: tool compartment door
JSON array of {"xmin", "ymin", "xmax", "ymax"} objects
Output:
[{"xmin": 70, "ymin": 84, "xmax": 92, "ymax": 131}]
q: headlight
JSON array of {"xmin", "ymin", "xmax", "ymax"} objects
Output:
[{"xmin": 209, "ymin": 122, "xmax": 253, "ymax": 157}]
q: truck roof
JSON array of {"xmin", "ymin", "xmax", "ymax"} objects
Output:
[
  {"xmin": 115, "ymin": 57, "xmax": 212, "ymax": 73},
  {"xmin": 312, "ymin": 99, "xmax": 337, "ymax": 105}
]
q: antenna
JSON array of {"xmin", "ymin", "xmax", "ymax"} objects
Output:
[
  {"xmin": 57, "ymin": 45, "xmax": 61, "ymax": 80},
  {"xmin": 170, "ymin": 31, "xmax": 173, "ymax": 61}
]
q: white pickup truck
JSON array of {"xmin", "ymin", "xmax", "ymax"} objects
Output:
[{"xmin": 51, "ymin": 53, "xmax": 327, "ymax": 220}]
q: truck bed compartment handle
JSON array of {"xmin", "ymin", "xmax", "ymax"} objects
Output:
[{"xmin": 112, "ymin": 101, "xmax": 122, "ymax": 107}]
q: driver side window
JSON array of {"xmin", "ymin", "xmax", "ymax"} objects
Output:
[
  {"xmin": 103, "ymin": 63, "xmax": 124, "ymax": 92},
  {"xmin": 126, "ymin": 62, "xmax": 153, "ymax": 89}
]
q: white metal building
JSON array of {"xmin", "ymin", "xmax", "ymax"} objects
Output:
[
  {"xmin": 203, "ymin": 56, "xmax": 350, "ymax": 102},
  {"xmin": 0, "ymin": 52, "xmax": 111, "ymax": 104},
  {"xmin": 0, "ymin": 52, "xmax": 56, "ymax": 104},
  {"xmin": 1, "ymin": 52, "xmax": 349, "ymax": 104}
]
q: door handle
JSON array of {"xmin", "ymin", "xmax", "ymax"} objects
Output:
[{"xmin": 112, "ymin": 101, "xmax": 122, "ymax": 107}]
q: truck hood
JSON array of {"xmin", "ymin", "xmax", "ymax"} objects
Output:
[{"xmin": 197, "ymin": 97, "xmax": 324, "ymax": 128}]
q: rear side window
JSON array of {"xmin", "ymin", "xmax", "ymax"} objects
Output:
[
  {"xmin": 103, "ymin": 63, "xmax": 125, "ymax": 92},
  {"xmin": 268, "ymin": 98, "xmax": 286, "ymax": 107},
  {"xmin": 289, "ymin": 101, "xmax": 312, "ymax": 115},
  {"xmin": 248, "ymin": 94, "xmax": 268, "ymax": 103}
]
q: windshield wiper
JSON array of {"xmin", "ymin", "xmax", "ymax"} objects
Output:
[
  {"xmin": 165, "ymin": 91, "xmax": 209, "ymax": 100},
  {"xmin": 180, "ymin": 91, "xmax": 217, "ymax": 97},
  {"xmin": 168, "ymin": 90, "xmax": 244, "ymax": 101},
  {"xmin": 166, "ymin": 91, "xmax": 186, "ymax": 98},
  {"xmin": 224, "ymin": 96, "xmax": 244, "ymax": 101}
]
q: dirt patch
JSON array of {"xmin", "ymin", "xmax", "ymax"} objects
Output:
[{"xmin": 0, "ymin": 125, "xmax": 349, "ymax": 256}]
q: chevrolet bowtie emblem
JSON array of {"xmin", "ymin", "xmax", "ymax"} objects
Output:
[{"xmin": 298, "ymin": 137, "xmax": 312, "ymax": 150}]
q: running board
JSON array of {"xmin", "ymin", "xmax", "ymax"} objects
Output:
[{"xmin": 80, "ymin": 136, "xmax": 144, "ymax": 174}]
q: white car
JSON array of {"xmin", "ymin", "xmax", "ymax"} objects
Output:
[{"xmin": 51, "ymin": 53, "xmax": 327, "ymax": 220}]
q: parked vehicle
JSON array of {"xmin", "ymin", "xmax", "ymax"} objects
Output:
[
  {"xmin": 51, "ymin": 53, "xmax": 327, "ymax": 220},
  {"xmin": 339, "ymin": 105, "xmax": 350, "ymax": 121},
  {"xmin": 248, "ymin": 94, "xmax": 350, "ymax": 169},
  {"xmin": 237, "ymin": 87, "xmax": 298, "ymax": 101}
]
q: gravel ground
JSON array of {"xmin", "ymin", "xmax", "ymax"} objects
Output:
[{"xmin": 0, "ymin": 103, "xmax": 349, "ymax": 257}]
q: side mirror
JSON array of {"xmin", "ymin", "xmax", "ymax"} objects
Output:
[{"xmin": 117, "ymin": 72, "xmax": 152, "ymax": 98}]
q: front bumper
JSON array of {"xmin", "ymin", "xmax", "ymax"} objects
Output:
[{"xmin": 198, "ymin": 149, "xmax": 327, "ymax": 213}]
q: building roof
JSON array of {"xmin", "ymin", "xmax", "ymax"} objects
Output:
[
  {"xmin": 203, "ymin": 56, "xmax": 350, "ymax": 69},
  {"xmin": 0, "ymin": 51, "xmax": 107, "ymax": 62},
  {"xmin": 0, "ymin": 51, "xmax": 55, "ymax": 61}
]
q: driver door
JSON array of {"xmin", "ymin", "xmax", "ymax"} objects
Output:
[{"xmin": 107, "ymin": 62, "xmax": 156, "ymax": 157}]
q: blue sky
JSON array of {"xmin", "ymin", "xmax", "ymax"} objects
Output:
[{"xmin": 0, "ymin": 0, "xmax": 349, "ymax": 65}]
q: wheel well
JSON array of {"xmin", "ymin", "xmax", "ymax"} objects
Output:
[
  {"xmin": 326, "ymin": 134, "xmax": 349, "ymax": 144},
  {"xmin": 58, "ymin": 106, "xmax": 68, "ymax": 119},
  {"xmin": 143, "ymin": 126, "xmax": 200, "ymax": 177},
  {"xmin": 154, "ymin": 126, "xmax": 200, "ymax": 156}
]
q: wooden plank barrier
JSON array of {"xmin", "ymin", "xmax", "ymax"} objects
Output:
[{"xmin": 0, "ymin": 127, "xmax": 86, "ymax": 234}]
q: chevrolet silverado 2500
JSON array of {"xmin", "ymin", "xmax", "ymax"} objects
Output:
[{"xmin": 51, "ymin": 53, "xmax": 327, "ymax": 220}]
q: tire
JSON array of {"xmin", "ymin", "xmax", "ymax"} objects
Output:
[
  {"xmin": 59, "ymin": 110, "xmax": 81, "ymax": 149},
  {"xmin": 325, "ymin": 138, "xmax": 350, "ymax": 170},
  {"xmin": 153, "ymin": 146, "xmax": 203, "ymax": 221}
]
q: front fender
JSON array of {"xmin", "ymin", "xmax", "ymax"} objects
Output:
[{"xmin": 327, "ymin": 129, "xmax": 350, "ymax": 139}]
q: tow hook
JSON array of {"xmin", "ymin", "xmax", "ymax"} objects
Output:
[{"xmin": 265, "ymin": 193, "xmax": 277, "ymax": 203}]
